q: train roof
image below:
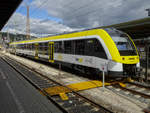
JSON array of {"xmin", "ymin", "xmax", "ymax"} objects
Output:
[{"xmin": 10, "ymin": 28, "xmax": 107, "ymax": 45}]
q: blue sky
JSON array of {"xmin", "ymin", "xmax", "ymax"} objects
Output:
[{"xmin": 15, "ymin": 0, "xmax": 62, "ymax": 23}]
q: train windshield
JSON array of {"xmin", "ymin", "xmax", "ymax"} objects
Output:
[
  {"xmin": 112, "ymin": 35, "xmax": 137, "ymax": 56},
  {"xmin": 112, "ymin": 35, "xmax": 134, "ymax": 51},
  {"xmin": 104, "ymin": 28, "xmax": 137, "ymax": 56}
]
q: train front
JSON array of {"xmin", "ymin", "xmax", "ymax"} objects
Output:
[{"xmin": 104, "ymin": 28, "xmax": 140, "ymax": 78}]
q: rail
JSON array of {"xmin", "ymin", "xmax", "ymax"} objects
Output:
[{"xmin": 2, "ymin": 55, "xmax": 112, "ymax": 113}]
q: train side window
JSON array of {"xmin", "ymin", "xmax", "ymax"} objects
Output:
[
  {"xmin": 54, "ymin": 42, "xmax": 59, "ymax": 53},
  {"xmin": 26, "ymin": 44, "xmax": 28, "ymax": 50},
  {"xmin": 29, "ymin": 44, "xmax": 31, "ymax": 50},
  {"xmin": 42, "ymin": 42, "xmax": 48, "ymax": 55},
  {"xmin": 25, "ymin": 44, "xmax": 26, "ymax": 50},
  {"xmin": 22, "ymin": 44, "xmax": 24, "ymax": 49},
  {"xmin": 54, "ymin": 41, "xmax": 62, "ymax": 53},
  {"xmin": 94, "ymin": 39, "xmax": 107, "ymax": 59},
  {"xmin": 75, "ymin": 39, "xmax": 85, "ymax": 55},
  {"xmin": 85, "ymin": 38, "xmax": 107, "ymax": 59},
  {"xmin": 32, "ymin": 44, "xmax": 34, "ymax": 50},
  {"xmin": 39, "ymin": 43, "xmax": 43, "ymax": 51},
  {"xmin": 19, "ymin": 44, "xmax": 21, "ymax": 49},
  {"xmin": 24, "ymin": 44, "xmax": 26, "ymax": 50},
  {"xmin": 22, "ymin": 44, "xmax": 25, "ymax": 49},
  {"xmin": 85, "ymin": 39, "xmax": 94, "ymax": 56},
  {"xmin": 72, "ymin": 40, "xmax": 75, "ymax": 54},
  {"xmin": 44, "ymin": 42, "xmax": 48, "ymax": 50},
  {"xmin": 64, "ymin": 41, "xmax": 72, "ymax": 54},
  {"xmin": 17, "ymin": 44, "xmax": 19, "ymax": 49},
  {"xmin": 21, "ymin": 44, "xmax": 23, "ymax": 49},
  {"xmin": 27, "ymin": 44, "xmax": 30, "ymax": 50}
]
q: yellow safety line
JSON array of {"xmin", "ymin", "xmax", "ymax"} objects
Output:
[{"xmin": 44, "ymin": 80, "xmax": 111, "ymax": 96}]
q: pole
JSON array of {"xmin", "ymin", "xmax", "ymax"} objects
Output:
[
  {"xmin": 102, "ymin": 71, "xmax": 105, "ymax": 88},
  {"xmin": 59, "ymin": 63, "xmax": 61, "ymax": 76},
  {"xmin": 145, "ymin": 43, "xmax": 149, "ymax": 82},
  {"xmin": 26, "ymin": 5, "xmax": 30, "ymax": 39}
]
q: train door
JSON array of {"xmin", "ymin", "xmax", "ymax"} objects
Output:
[
  {"xmin": 35, "ymin": 43, "xmax": 39, "ymax": 59},
  {"xmin": 48, "ymin": 42, "xmax": 54, "ymax": 63}
]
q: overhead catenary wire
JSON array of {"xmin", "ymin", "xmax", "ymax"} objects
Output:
[
  {"xmin": 27, "ymin": 0, "xmax": 99, "ymax": 30},
  {"xmin": 30, "ymin": 0, "xmax": 50, "ymax": 17},
  {"xmin": 63, "ymin": 0, "xmax": 98, "ymax": 19},
  {"xmin": 64, "ymin": 2, "xmax": 120, "ymax": 26},
  {"xmin": 64, "ymin": 0, "xmax": 127, "ymax": 24},
  {"xmin": 63, "ymin": 0, "xmax": 78, "ymax": 8},
  {"xmin": 8, "ymin": 0, "xmax": 116, "ymax": 37}
]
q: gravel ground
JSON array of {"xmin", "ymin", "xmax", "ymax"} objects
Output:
[{"xmin": 3, "ymin": 52, "xmax": 146, "ymax": 113}]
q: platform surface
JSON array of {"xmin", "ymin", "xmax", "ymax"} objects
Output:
[{"xmin": 0, "ymin": 57, "xmax": 62, "ymax": 113}]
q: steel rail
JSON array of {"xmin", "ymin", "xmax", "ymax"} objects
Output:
[
  {"xmin": 114, "ymin": 84, "xmax": 150, "ymax": 99},
  {"xmin": 127, "ymin": 82, "xmax": 150, "ymax": 90},
  {"xmin": 2, "ymin": 55, "xmax": 112, "ymax": 113},
  {"xmin": 1, "ymin": 56, "xmax": 68, "ymax": 113}
]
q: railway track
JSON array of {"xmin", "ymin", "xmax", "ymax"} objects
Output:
[
  {"xmin": 2, "ymin": 56, "xmax": 112, "ymax": 113},
  {"xmin": 107, "ymin": 81, "xmax": 150, "ymax": 105}
]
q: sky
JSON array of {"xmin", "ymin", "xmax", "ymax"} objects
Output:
[{"xmin": 2, "ymin": 0, "xmax": 150, "ymax": 37}]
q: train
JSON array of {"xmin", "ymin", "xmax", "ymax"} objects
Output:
[{"xmin": 9, "ymin": 28, "xmax": 140, "ymax": 78}]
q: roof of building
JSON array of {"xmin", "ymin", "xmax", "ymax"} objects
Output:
[
  {"xmin": 0, "ymin": 0, "xmax": 22, "ymax": 30},
  {"xmin": 103, "ymin": 17, "xmax": 150, "ymax": 39}
]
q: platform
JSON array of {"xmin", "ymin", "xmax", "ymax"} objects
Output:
[{"xmin": 0, "ymin": 57, "xmax": 62, "ymax": 113}]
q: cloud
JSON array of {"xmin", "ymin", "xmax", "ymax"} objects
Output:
[
  {"xmin": 31, "ymin": 0, "xmax": 149, "ymax": 27},
  {"xmin": 3, "ymin": 0, "xmax": 150, "ymax": 36},
  {"xmin": 3, "ymin": 12, "xmax": 74, "ymax": 37}
]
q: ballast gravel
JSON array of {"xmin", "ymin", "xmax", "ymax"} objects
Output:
[{"xmin": 4, "ymin": 52, "xmax": 147, "ymax": 113}]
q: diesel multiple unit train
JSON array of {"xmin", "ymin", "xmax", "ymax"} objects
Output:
[{"xmin": 9, "ymin": 28, "xmax": 140, "ymax": 78}]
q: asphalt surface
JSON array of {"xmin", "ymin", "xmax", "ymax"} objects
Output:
[{"xmin": 0, "ymin": 57, "xmax": 63, "ymax": 113}]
